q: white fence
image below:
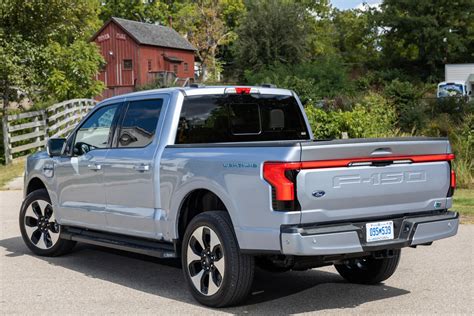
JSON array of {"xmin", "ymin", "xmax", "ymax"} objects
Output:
[{"xmin": 2, "ymin": 99, "xmax": 97, "ymax": 164}]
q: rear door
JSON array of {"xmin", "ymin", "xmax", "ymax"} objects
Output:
[
  {"xmin": 102, "ymin": 96, "xmax": 167, "ymax": 238},
  {"xmin": 296, "ymin": 138, "xmax": 453, "ymax": 224}
]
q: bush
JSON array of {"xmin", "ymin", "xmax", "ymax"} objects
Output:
[
  {"xmin": 383, "ymin": 79, "xmax": 427, "ymax": 132},
  {"xmin": 305, "ymin": 92, "xmax": 397, "ymax": 139}
]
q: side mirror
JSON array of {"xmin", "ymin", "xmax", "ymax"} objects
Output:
[{"xmin": 46, "ymin": 138, "xmax": 66, "ymax": 157}]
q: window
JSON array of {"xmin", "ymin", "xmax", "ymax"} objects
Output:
[
  {"xmin": 100, "ymin": 62, "xmax": 107, "ymax": 72},
  {"xmin": 123, "ymin": 59, "xmax": 132, "ymax": 70},
  {"xmin": 175, "ymin": 94, "xmax": 309, "ymax": 144},
  {"xmin": 73, "ymin": 104, "xmax": 119, "ymax": 155},
  {"xmin": 118, "ymin": 99, "xmax": 163, "ymax": 148},
  {"xmin": 173, "ymin": 64, "xmax": 178, "ymax": 74},
  {"xmin": 147, "ymin": 59, "xmax": 152, "ymax": 72},
  {"xmin": 184, "ymin": 63, "xmax": 189, "ymax": 72},
  {"xmin": 229, "ymin": 104, "xmax": 261, "ymax": 134}
]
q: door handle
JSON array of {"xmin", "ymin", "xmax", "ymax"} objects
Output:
[
  {"xmin": 87, "ymin": 163, "xmax": 102, "ymax": 171},
  {"xmin": 133, "ymin": 164, "xmax": 150, "ymax": 172}
]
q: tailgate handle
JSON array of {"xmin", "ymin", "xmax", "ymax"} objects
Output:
[{"xmin": 371, "ymin": 148, "xmax": 392, "ymax": 156}]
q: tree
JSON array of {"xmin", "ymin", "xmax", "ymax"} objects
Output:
[
  {"xmin": 331, "ymin": 8, "xmax": 380, "ymax": 66},
  {"xmin": 99, "ymin": 0, "xmax": 170, "ymax": 24},
  {"xmin": 172, "ymin": 0, "xmax": 245, "ymax": 81},
  {"xmin": 234, "ymin": 0, "xmax": 309, "ymax": 73},
  {"xmin": 0, "ymin": 0, "xmax": 104, "ymax": 107},
  {"xmin": 376, "ymin": 0, "xmax": 474, "ymax": 80}
]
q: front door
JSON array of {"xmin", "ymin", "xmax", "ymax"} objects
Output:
[
  {"xmin": 103, "ymin": 97, "xmax": 166, "ymax": 238},
  {"xmin": 54, "ymin": 103, "xmax": 121, "ymax": 229}
]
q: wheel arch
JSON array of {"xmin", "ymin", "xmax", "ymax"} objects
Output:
[
  {"xmin": 175, "ymin": 187, "xmax": 238, "ymax": 244},
  {"xmin": 26, "ymin": 177, "xmax": 48, "ymax": 196}
]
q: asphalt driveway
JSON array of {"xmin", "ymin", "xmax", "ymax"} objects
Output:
[{"xmin": 1, "ymin": 190, "xmax": 473, "ymax": 315}]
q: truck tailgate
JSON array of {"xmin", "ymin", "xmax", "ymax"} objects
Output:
[{"xmin": 297, "ymin": 138, "xmax": 453, "ymax": 224}]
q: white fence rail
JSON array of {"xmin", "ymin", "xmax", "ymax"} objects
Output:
[{"xmin": 2, "ymin": 99, "xmax": 97, "ymax": 164}]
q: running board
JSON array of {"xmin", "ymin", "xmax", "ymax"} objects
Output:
[{"xmin": 61, "ymin": 226, "xmax": 178, "ymax": 258}]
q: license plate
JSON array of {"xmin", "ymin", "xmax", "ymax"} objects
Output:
[{"xmin": 366, "ymin": 221, "xmax": 394, "ymax": 242}]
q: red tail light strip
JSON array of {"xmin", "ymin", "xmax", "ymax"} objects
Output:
[
  {"xmin": 299, "ymin": 153, "xmax": 455, "ymax": 169},
  {"xmin": 450, "ymin": 169, "xmax": 456, "ymax": 190},
  {"xmin": 263, "ymin": 154, "xmax": 455, "ymax": 201}
]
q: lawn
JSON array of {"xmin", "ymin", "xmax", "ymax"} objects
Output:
[
  {"xmin": 453, "ymin": 189, "xmax": 474, "ymax": 223},
  {"xmin": 0, "ymin": 159, "xmax": 25, "ymax": 189}
]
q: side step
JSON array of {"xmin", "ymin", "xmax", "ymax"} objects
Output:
[{"xmin": 61, "ymin": 226, "xmax": 178, "ymax": 258}]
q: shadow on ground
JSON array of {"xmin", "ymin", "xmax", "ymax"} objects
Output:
[{"xmin": 0, "ymin": 236, "xmax": 410, "ymax": 314}]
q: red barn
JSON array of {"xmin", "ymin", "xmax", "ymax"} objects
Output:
[{"xmin": 91, "ymin": 17, "xmax": 196, "ymax": 99}]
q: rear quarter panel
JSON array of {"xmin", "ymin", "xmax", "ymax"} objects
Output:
[{"xmin": 159, "ymin": 145, "xmax": 300, "ymax": 251}]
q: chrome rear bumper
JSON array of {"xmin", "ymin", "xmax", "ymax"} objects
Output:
[{"xmin": 281, "ymin": 211, "xmax": 459, "ymax": 256}]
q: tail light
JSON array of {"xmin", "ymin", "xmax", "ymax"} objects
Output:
[
  {"xmin": 448, "ymin": 168, "xmax": 456, "ymax": 197},
  {"xmin": 263, "ymin": 162, "xmax": 301, "ymax": 211},
  {"xmin": 263, "ymin": 162, "xmax": 300, "ymax": 201}
]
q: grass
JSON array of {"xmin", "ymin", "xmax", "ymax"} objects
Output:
[
  {"xmin": 0, "ymin": 159, "xmax": 25, "ymax": 189},
  {"xmin": 453, "ymin": 189, "xmax": 474, "ymax": 223}
]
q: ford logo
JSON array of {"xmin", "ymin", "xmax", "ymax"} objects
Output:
[{"xmin": 312, "ymin": 190, "xmax": 326, "ymax": 198}]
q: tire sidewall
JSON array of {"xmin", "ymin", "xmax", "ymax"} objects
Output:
[{"xmin": 19, "ymin": 189, "xmax": 65, "ymax": 256}]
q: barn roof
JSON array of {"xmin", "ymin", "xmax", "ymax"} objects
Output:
[{"xmin": 94, "ymin": 17, "xmax": 196, "ymax": 51}]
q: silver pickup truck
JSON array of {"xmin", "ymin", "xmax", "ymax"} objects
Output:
[{"xmin": 20, "ymin": 86, "xmax": 459, "ymax": 307}]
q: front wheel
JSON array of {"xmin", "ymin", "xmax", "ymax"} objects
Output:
[
  {"xmin": 334, "ymin": 250, "xmax": 401, "ymax": 284},
  {"xmin": 181, "ymin": 211, "xmax": 254, "ymax": 307},
  {"xmin": 19, "ymin": 189, "xmax": 76, "ymax": 257}
]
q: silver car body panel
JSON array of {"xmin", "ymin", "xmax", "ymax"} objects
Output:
[{"xmin": 23, "ymin": 87, "xmax": 459, "ymax": 254}]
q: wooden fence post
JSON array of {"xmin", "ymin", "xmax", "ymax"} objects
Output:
[
  {"xmin": 42, "ymin": 109, "xmax": 49, "ymax": 140},
  {"xmin": 2, "ymin": 115, "xmax": 12, "ymax": 164}
]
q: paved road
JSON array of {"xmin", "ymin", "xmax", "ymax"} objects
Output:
[{"xmin": 1, "ymin": 190, "xmax": 473, "ymax": 315}]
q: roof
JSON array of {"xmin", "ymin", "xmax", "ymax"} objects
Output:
[
  {"xmin": 98, "ymin": 86, "xmax": 293, "ymax": 106},
  {"xmin": 94, "ymin": 17, "xmax": 196, "ymax": 51}
]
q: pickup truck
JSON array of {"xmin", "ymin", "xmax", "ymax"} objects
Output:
[{"xmin": 20, "ymin": 86, "xmax": 459, "ymax": 307}]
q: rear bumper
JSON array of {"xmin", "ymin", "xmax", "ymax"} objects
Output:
[{"xmin": 280, "ymin": 211, "xmax": 459, "ymax": 256}]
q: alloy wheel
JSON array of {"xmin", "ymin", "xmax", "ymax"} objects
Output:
[
  {"xmin": 186, "ymin": 226, "xmax": 225, "ymax": 296},
  {"xmin": 23, "ymin": 200, "xmax": 60, "ymax": 250}
]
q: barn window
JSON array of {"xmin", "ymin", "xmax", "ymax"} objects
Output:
[
  {"xmin": 173, "ymin": 64, "xmax": 178, "ymax": 74},
  {"xmin": 100, "ymin": 62, "xmax": 107, "ymax": 72},
  {"xmin": 123, "ymin": 59, "xmax": 133, "ymax": 70},
  {"xmin": 184, "ymin": 63, "xmax": 189, "ymax": 72},
  {"xmin": 147, "ymin": 59, "xmax": 152, "ymax": 71}
]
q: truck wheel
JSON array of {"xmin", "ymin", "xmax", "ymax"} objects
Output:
[
  {"xmin": 334, "ymin": 250, "xmax": 401, "ymax": 284},
  {"xmin": 19, "ymin": 189, "xmax": 76, "ymax": 257},
  {"xmin": 182, "ymin": 211, "xmax": 254, "ymax": 307}
]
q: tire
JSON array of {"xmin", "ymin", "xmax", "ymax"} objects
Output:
[
  {"xmin": 181, "ymin": 211, "xmax": 254, "ymax": 307},
  {"xmin": 19, "ymin": 189, "xmax": 76, "ymax": 257},
  {"xmin": 334, "ymin": 250, "xmax": 401, "ymax": 285}
]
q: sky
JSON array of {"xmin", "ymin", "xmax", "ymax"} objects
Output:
[{"xmin": 331, "ymin": 0, "xmax": 381, "ymax": 10}]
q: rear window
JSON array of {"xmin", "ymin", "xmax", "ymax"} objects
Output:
[{"xmin": 176, "ymin": 94, "xmax": 309, "ymax": 144}]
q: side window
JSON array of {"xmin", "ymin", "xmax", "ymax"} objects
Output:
[
  {"xmin": 118, "ymin": 99, "xmax": 163, "ymax": 148},
  {"xmin": 74, "ymin": 104, "xmax": 119, "ymax": 156}
]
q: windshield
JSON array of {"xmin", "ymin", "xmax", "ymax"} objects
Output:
[{"xmin": 438, "ymin": 83, "xmax": 464, "ymax": 97}]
